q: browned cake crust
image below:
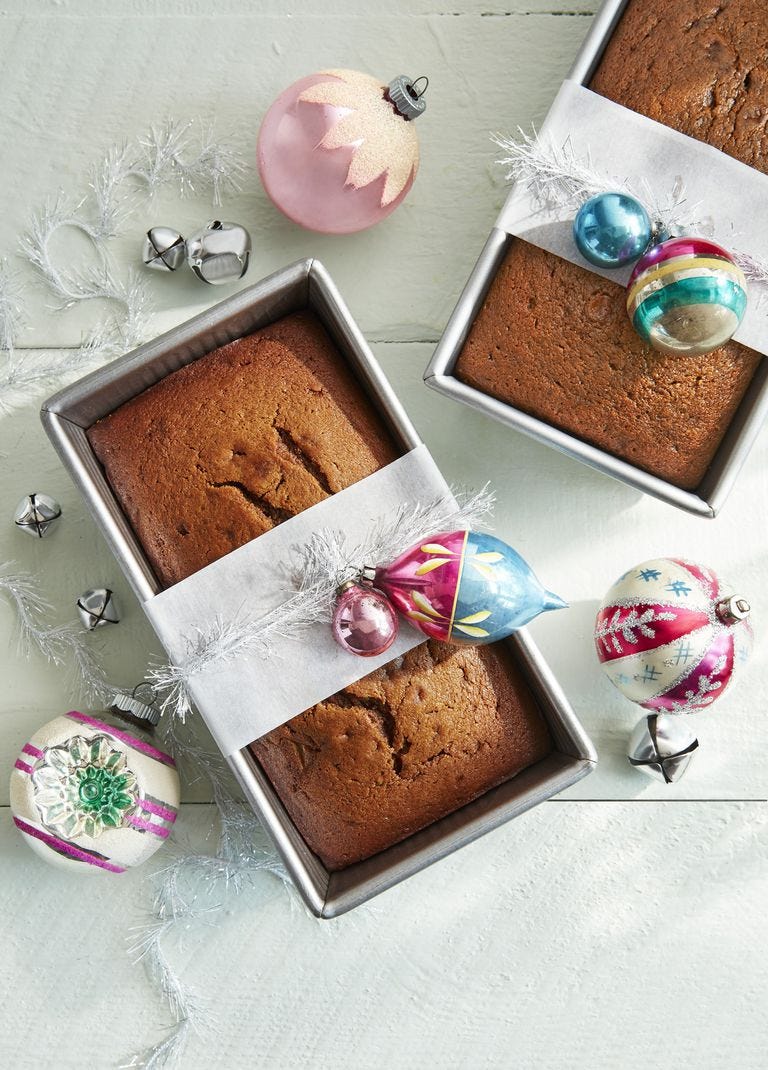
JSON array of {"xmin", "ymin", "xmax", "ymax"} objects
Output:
[
  {"xmin": 250, "ymin": 639, "xmax": 552, "ymax": 870},
  {"xmin": 457, "ymin": 241, "xmax": 761, "ymax": 488},
  {"xmin": 88, "ymin": 311, "xmax": 399, "ymax": 587},
  {"xmin": 456, "ymin": 0, "xmax": 766, "ymax": 489},
  {"xmin": 89, "ymin": 310, "xmax": 553, "ymax": 868}
]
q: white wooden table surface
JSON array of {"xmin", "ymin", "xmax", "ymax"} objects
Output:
[{"xmin": 1, "ymin": 2, "xmax": 766, "ymax": 1067}]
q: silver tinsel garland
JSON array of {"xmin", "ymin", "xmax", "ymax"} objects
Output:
[
  {"xmin": 1, "ymin": 119, "xmax": 257, "ymax": 1068},
  {"xmin": 1, "ymin": 120, "xmax": 244, "ymax": 410},
  {"xmin": 149, "ymin": 487, "xmax": 495, "ymax": 722}
]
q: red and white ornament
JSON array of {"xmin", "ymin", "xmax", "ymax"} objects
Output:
[{"xmin": 594, "ymin": 558, "xmax": 753, "ymax": 713}]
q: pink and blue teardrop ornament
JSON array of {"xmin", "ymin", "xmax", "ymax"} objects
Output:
[{"xmin": 372, "ymin": 530, "xmax": 566, "ymax": 645}]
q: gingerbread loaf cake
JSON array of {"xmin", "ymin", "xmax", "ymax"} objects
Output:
[
  {"xmin": 456, "ymin": 0, "xmax": 766, "ymax": 489},
  {"xmin": 88, "ymin": 310, "xmax": 552, "ymax": 870}
]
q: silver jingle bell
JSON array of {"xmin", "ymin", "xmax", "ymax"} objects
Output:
[
  {"xmin": 185, "ymin": 220, "xmax": 251, "ymax": 285},
  {"xmin": 77, "ymin": 588, "xmax": 120, "ymax": 631},
  {"xmin": 142, "ymin": 226, "xmax": 186, "ymax": 272},
  {"xmin": 628, "ymin": 713, "xmax": 699, "ymax": 784},
  {"xmin": 14, "ymin": 493, "xmax": 62, "ymax": 538}
]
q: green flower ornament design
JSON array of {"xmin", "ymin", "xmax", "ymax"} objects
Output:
[{"xmin": 30, "ymin": 734, "xmax": 140, "ymax": 839}]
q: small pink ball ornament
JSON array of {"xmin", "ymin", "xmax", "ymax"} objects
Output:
[
  {"xmin": 331, "ymin": 581, "xmax": 399, "ymax": 657},
  {"xmin": 257, "ymin": 69, "xmax": 427, "ymax": 234}
]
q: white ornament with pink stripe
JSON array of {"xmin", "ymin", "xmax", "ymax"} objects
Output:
[
  {"xmin": 10, "ymin": 709, "xmax": 180, "ymax": 873},
  {"xmin": 594, "ymin": 558, "xmax": 753, "ymax": 713}
]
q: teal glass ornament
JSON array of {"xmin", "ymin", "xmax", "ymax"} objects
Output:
[{"xmin": 573, "ymin": 192, "xmax": 652, "ymax": 269}]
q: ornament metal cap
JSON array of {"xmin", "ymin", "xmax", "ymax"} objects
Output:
[
  {"xmin": 142, "ymin": 226, "xmax": 186, "ymax": 272},
  {"xmin": 716, "ymin": 595, "xmax": 751, "ymax": 625},
  {"xmin": 13, "ymin": 493, "xmax": 62, "ymax": 538},
  {"xmin": 387, "ymin": 75, "xmax": 428, "ymax": 120},
  {"xmin": 110, "ymin": 683, "xmax": 161, "ymax": 727},
  {"xmin": 627, "ymin": 713, "xmax": 699, "ymax": 784}
]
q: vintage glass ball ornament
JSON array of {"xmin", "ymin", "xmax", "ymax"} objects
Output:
[
  {"xmin": 627, "ymin": 236, "xmax": 747, "ymax": 355},
  {"xmin": 257, "ymin": 69, "xmax": 427, "ymax": 234},
  {"xmin": 331, "ymin": 581, "xmax": 399, "ymax": 657},
  {"xmin": 371, "ymin": 530, "xmax": 566, "ymax": 645},
  {"xmin": 77, "ymin": 588, "xmax": 120, "ymax": 630},
  {"xmin": 573, "ymin": 192, "xmax": 652, "ymax": 268},
  {"xmin": 13, "ymin": 492, "xmax": 62, "ymax": 538},
  {"xmin": 10, "ymin": 686, "xmax": 179, "ymax": 873},
  {"xmin": 627, "ymin": 712, "xmax": 699, "ymax": 784},
  {"xmin": 595, "ymin": 558, "xmax": 753, "ymax": 713}
]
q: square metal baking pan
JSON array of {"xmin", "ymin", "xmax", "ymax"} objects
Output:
[
  {"xmin": 424, "ymin": 0, "xmax": 768, "ymax": 518},
  {"xmin": 41, "ymin": 257, "xmax": 596, "ymax": 917}
]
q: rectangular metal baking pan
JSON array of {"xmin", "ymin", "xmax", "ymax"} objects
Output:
[
  {"xmin": 41, "ymin": 258, "xmax": 596, "ymax": 917},
  {"xmin": 424, "ymin": 0, "xmax": 768, "ymax": 518}
]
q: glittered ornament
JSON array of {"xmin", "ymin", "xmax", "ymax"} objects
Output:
[
  {"xmin": 627, "ymin": 237, "xmax": 747, "ymax": 356},
  {"xmin": 331, "ymin": 581, "xmax": 399, "ymax": 657},
  {"xmin": 595, "ymin": 558, "xmax": 753, "ymax": 713},
  {"xmin": 77, "ymin": 588, "xmax": 120, "ymax": 630},
  {"xmin": 14, "ymin": 493, "xmax": 62, "ymax": 538},
  {"xmin": 373, "ymin": 530, "xmax": 566, "ymax": 645},
  {"xmin": 10, "ymin": 690, "xmax": 179, "ymax": 873},
  {"xmin": 573, "ymin": 192, "xmax": 652, "ymax": 268},
  {"xmin": 627, "ymin": 712, "xmax": 699, "ymax": 784},
  {"xmin": 257, "ymin": 69, "xmax": 427, "ymax": 234}
]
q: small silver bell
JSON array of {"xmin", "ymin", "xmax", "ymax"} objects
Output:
[
  {"xmin": 628, "ymin": 713, "xmax": 699, "ymax": 784},
  {"xmin": 142, "ymin": 226, "xmax": 186, "ymax": 272},
  {"xmin": 14, "ymin": 493, "xmax": 62, "ymax": 538},
  {"xmin": 77, "ymin": 588, "xmax": 120, "ymax": 630},
  {"xmin": 185, "ymin": 220, "xmax": 251, "ymax": 285}
]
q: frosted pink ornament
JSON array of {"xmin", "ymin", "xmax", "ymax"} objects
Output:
[
  {"xmin": 257, "ymin": 70, "xmax": 427, "ymax": 234},
  {"xmin": 331, "ymin": 582, "xmax": 399, "ymax": 657}
]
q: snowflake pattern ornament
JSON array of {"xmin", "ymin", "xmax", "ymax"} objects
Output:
[
  {"xmin": 257, "ymin": 69, "xmax": 426, "ymax": 234},
  {"xmin": 594, "ymin": 558, "xmax": 753, "ymax": 713}
]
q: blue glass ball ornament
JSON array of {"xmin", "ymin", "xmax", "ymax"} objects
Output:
[{"xmin": 573, "ymin": 192, "xmax": 652, "ymax": 269}]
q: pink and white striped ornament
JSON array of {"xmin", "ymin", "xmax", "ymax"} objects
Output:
[
  {"xmin": 594, "ymin": 558, "xmax": 753, "ymax": 713},
  {"xmin": 10, "ymin": 710, "xmax": 179, "ymax": 873}
]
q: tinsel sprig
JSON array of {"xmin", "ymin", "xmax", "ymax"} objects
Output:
[
  {"xmin": 0, "ymin": 563, "xmax": 112, "ymax": 702},
  {"xmin": 149, "ymin": 486, "xmax": 495, "ymax": 722},
  {"xmin": 492, "ymin": 129, "xmax": 714, "ymax": 238}
]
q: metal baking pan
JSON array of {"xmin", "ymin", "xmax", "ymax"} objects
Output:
[
  {"xmin": 424, "ymin": 0, "xmax": 768, "ymax": 518},
  {"xmin": 41, "ymin": 258, "xmax": 596, "ymax": 917}
]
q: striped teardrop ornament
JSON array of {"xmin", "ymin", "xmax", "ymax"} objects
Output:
[
  {"xmin": 627, "ymin": 237, "xmax": 747, "ymax": 356},
  {"xmin": 594, "ymin": 558, "xmax": 753, "ymax": 713}
]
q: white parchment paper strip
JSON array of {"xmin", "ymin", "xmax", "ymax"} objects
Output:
[
  {"xmin": 497, "ymin": 80, "xmax": 768, "ymax": 356},
  {"xmin": 144, "ymin": 445, "xmax": 452, "ymax": 756}
]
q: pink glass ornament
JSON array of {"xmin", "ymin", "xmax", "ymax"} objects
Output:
[
  {"xmin": 331, "ymin": 583, "xmax": 399, "ymax": 657},
  {"xmin": 257, "ymin": 70, "xmax": 422, "ymax": 234}
]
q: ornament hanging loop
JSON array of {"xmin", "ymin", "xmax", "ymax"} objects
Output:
[
  {"xmin": 716, "ymin": 595, "xmax": 751, "ymax": 625},
  {"xmin": 387, "ymin": 74, "xmax": 428, "ymax": 120}
]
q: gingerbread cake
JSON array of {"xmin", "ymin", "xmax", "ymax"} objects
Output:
[
  {"xmin": 88, "ymin": 310, "xmax": 552, "ymax": 870},
  {"xmin": 456, "ymin": 0, "xmax": 766, "ymax": 489}
]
